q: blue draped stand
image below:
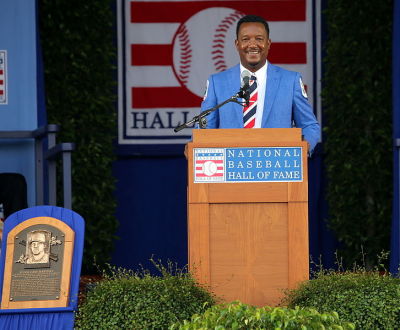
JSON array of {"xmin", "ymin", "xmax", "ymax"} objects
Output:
[{"xmin": 0, "ymin": 206, "xmax": 85, "ymax": 330}]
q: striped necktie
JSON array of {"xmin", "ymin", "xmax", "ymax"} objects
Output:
[{"xmin": 243, "ymin": 75, "xmax": 257, "ymax": 128}]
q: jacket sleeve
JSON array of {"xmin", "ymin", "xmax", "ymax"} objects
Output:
[{"xmin": 292, "ymin": 73, "xmax": 321, "ymax": 153}]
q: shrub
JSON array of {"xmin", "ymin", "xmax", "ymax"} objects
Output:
[
  {"xmin": 284, "ymin": 270, "xmax": 400, "ymax": 329},
  {"xmin": 75, "ymin": 261, "xmax": 216, "ymax": 329},
  {"xmin": 170, "ymin": 301, "xmax": 354, "ymax": 329}
]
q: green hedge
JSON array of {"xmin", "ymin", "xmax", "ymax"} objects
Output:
[
  {"xmin": 284, "ymin": 271, "xmax": 400, "ymax": 329},
  {"xmin": 170, "ymin": 301, "xmax": 355, "ymax": 329},
  {"xmin": 39, "ymin": 0, "xmax": 118, "ymax": 273},
  {"xmin": 75, "ymin": 263, "xmax": 216, "ymax": 329},
  {"xmin": 322, "ymin": 1, "xmax": 393, "ymax": 266}
]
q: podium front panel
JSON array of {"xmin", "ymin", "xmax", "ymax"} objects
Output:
[
  {"xmin": 209, "ymin": 202, "xmax": 288, "ymax": 306},
  {"xmin": 187, "ymin": 129, "xmax": 309, "ymax": 307}
]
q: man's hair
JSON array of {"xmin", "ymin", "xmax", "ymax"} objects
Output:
[{"xmin": 236, "ymin": 15, "xmax": 270, "ymax": 38}]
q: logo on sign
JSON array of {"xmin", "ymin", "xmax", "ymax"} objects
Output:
[{"xmin": 194, "ymin": 149, "xmax": 225, "ymax": 182}]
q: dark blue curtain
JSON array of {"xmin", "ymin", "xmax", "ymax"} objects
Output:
[
  {"xmin": 390, "ymin": 0, "xmax": 400, "ymax": 275},
  {"xmin": 112, "ymin": 156, "xmax": 188, "ymax": 271}
]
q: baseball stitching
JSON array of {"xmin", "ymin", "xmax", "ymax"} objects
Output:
[
  {"xmin": 176, "ymin": 24, "xmax": 192, "ymax": 86},
  {"xmin": 212, "ymin": 10, "xmax": 244, "ymax": 72}
]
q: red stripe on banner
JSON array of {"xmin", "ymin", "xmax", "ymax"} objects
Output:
[
  {"xmin": 131, "ymin": 45, "xmax": 173, "ymax": 66},
  {"xmin": 196, "ymin": 173, "xmax": 224, "ymax": 177},
  {"xmin": 132, "ymin": 87, "xmax": 202, "ymax": 108},
  {"xmin": 269, "ymin": 43, "xmax": 306, "ymax": 64},
  {"xmin": 0, "ymin": 91, "xmax": 3, "ymax": 95},
  {"xmin": 131, "ymin": 1, "xmax": 305, "ymax": 23},
  {"xmin": 0, "ymin": 70, "xmax": 3, "ymax": 75},
  {"xmin": 132, "ymin": 43, "xmax": 306, "ymax": 66},
  {"xmin": 0, "ymin": 80, "xmax": 3, "ymax": 84}
]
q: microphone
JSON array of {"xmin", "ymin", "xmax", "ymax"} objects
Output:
[
  {"xmin": 241, "ymin": 70, "xmax": 251, "ymax": 88},
  {"xmin": 239, "ymin": 70, "xmax": 251, "ymax": 105}
]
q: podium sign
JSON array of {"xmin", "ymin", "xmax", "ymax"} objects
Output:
[
  {"xmin": 194, "ymin": 147, "xmax": 303, "ymax": 183},
  {"xmin": 187, "ymin": 128, "xmax": 309, "ymax": 307}
]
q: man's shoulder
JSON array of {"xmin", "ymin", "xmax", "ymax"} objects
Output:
[
  {"xmin": 209, "ymin": 64, "xmax": 239, "ymax": 80},
  {"xmin": 269, "ymin": 64, "xmax": 303, "ymax": 85},
  {"xmin": 269, "ymin": 63, "xmax": 299, "ymax": 77}
]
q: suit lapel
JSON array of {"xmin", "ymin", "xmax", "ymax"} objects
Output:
[
  {"xmin": 262, "ymin": 63, "xmax": 280, "ymax": 127},
  {"xmin": 227, "ymin": 64, "xmax": 244, "ymax": 127}
]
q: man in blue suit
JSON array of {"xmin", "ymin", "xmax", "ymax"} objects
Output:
[{"xmin": 201, "ymin": 15, "xmax": 320, "ymax": 152}]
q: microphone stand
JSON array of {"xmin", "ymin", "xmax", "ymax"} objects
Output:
[{"xmin": 174, "ymin": 89, "xmax": 248, "ymax": 133}]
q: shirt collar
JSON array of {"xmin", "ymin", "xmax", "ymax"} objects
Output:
[{"xmin": 239, "ymin": 61, "xmax": 268, "ymax": 81}]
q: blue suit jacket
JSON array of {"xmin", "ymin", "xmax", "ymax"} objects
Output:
[{"xmin": 201, "ymin": 63, "xmax": 321, "ymax": 152}]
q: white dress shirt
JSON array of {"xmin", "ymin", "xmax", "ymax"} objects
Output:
[{"xmin": 239, "ymin": 61, "xmax": 268, "ymax": 128}]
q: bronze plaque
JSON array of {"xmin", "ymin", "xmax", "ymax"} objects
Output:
[
  {"xmin": 1, "ymin": 216, "xmax": 74, "ymax": 309},
  {"xmin": 10, "ymin": 224, "xmax": 64, "ymax": 301}
]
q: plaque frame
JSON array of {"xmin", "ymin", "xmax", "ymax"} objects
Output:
[{"xmin": 1, "ymin": 216, "xmax": 75, "ymax": 309}]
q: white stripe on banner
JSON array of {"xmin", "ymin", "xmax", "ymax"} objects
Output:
[
  {"xmin": 128, "ymin": 23, "xmax": 180, "ymax": 44},
  {"xmin": 128, "ymin": 66, "xmax": 180, "ymax": 87},
  {"xmin": 128, "ymin": 22, "xmax": 309, "ymax": 45}
]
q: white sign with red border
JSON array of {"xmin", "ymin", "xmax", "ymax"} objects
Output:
[{"xmin": 0, "ymin": 50, "xmax": 7, "ymax": 105}]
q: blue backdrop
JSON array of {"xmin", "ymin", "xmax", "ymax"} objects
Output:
[
  {"xmin": 112, "ymin": 155, "xmax": 189, "ymax": 270},
  {"xmin": 390, "ymin": 0, "xmax": 400, "ymax": 275},
  {"xmin": 0, "ymin": 0, "xmax": 46, "ymax": 207}
]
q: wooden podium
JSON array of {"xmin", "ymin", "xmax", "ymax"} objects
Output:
[{"xmin": 186, "ymin": 128, "xmax": 309, "ymax": 307}]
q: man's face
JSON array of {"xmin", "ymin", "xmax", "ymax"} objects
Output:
[
  {"xmin": 30, "ymin": 233, "xmax": 46, "ymax": 255},
  {"xmin": 235, "ymin": 22, "xmax": 271, "ymax": 72}
]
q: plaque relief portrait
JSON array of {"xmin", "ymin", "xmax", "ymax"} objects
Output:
[
  {"xmin": 26, "ymin": 230, "xmax": 51, "ymax": 265},
  {"xmin": 15, "ymin": 228, "xmax": 62, "ymax": 269}
]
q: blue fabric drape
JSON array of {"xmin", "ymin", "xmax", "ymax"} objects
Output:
[
  {"xmin": 390, "ymin": 0, "xmax": 400, "ymax": 275},
  {"xmin": 0, "ymin": 206, "xmax": 85, "ymax": 330},
  {"xmin": 0, "ymin": 309, "xmax": 74, "ymax": 330},
  {"xmin": 308, "ymin": 144, "xmax": 338, "ymax": 270}
]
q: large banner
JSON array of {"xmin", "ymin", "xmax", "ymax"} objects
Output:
[{"xmin": 118, "ymin": 0, "xmax": 320, "ymax": 151}]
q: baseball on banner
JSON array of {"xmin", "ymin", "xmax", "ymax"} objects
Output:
[{"xmin": 172, "ymin": 7, "xmax": 244, "ymax": 97}]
